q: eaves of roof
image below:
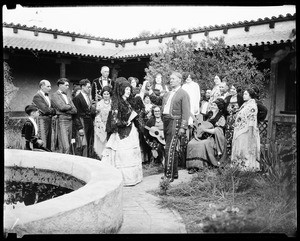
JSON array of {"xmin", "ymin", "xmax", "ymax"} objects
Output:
[
  {"xmin": 3, "ymin": 13, "xmax": 295, "ymax": 43},
  {"xmin": 3, "ymin": 36, "xmax": 120, "ymax": 59},
  {"xmin": 2, "ymin": 13, "xmax": 296, "ymax": 59},
  {"xmin": 2, "ymin": 22, "xmax": 121, "ymax": 43},
  {"xmin": 120, "ymin": 13, "xmax": 296, "ymax": 43}
]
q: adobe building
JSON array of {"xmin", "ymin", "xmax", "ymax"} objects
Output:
[{"xmin": 3, "ymin": 13, "xmax": 296, "ymax": 142}]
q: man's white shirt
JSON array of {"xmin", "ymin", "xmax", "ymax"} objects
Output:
[
  {"xmin": 40, "ymin": 90, "xmax": 51, "ymax": 107},
  {"xmin": 28, "ymin": 116, "xmax": 38, "ymax": 135},
  {"xmin": 58, "ymin": 90, "xmax": 69, "ymax": 104},
  {"xmin": 182, "ymin": 81, "xmax": 201, "ymax": 125},
  {"xmin": 163, "ymin": 86, "xmax": 181, "ymax": 115}
]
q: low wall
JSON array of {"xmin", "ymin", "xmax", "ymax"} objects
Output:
[{"xmin": 4, "ymin": 149, "xmax": 123, "ymax": 237}]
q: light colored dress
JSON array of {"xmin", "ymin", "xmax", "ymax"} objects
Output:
[
  {"xmin": 94, "ymin": 99, "xmax": 111, "ymax": 157},
  {"xmin": 186, "ymin": 115, "xmax": 227, "ymax": 169},
  {"xmin": 231, "ymin": 99, "xmax": 260, "ymax": 171},
  {"xmin": 101, "ymin": 123, "xmax": 143, "ymax": 186},
  {"xmin": 209, "ymin": 85, "xmax": 221, "ymax": 103}
]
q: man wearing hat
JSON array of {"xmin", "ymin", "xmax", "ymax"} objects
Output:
[
  {"xmin": 91, "ymin": 66, "xmax": 114, "ymax": 102},
  {"xmin": 32, "ymin": 79, "xmax": 56, "ymax": 151}
]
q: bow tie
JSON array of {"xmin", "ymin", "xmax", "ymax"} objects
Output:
[
  {"xmin": 61, "ymin": 92, "xmax": 67, "ymax": 95},
  {"xmin": 44, "ymin": 93, "xmax": 49, "ymax": 96}
]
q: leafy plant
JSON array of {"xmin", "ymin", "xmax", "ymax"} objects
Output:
[
  {"xmin": 4, "ymin": 62, "xmax": 19, "ymax": 112},
  {"xmin": 145, "ymin": 37, "xmax": 270, "ymax": 99},
  {"xmin": 260, "ymin": 136, "xmax": 296, "ymax": 202},
  {"xmin": 159, "ymin": 177, "xmax": 171, "ymax": 195}
]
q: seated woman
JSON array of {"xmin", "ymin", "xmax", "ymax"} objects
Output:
[
  {"xmin": 102, "ymin": 77, "xmax": 143, "ymax": 186},
  {"xmin": 186, "ymin": 98, "xmax": 227, "ymax": 173},
  {"xmin": 144, "ymin": 105, "xmax": 165, "ymax": 165}
]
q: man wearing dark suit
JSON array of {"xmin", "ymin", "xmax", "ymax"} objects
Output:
[
  {"xmin": 150, "ymin": 72, "xmax": 190, "ymax": 182},
  {"xmin": 91, "ymin": 66, "xmax": 114, "ymax": 102},
  {"xmin": 21, "ymin": 105, "xmax": 51, "ymax": 152},
  {"xmin": 73, "ymin": 79, "xmax": 96, "ymax": 157},
  {"xmin": 32, "ymin": 79, "xmax": 56, "ymax": 150},
  {"xmin": 51, "ymin": 78, "xmax": 77, "ymax": 154}
]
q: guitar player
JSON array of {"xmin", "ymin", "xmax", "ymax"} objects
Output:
[{"xmin": 144, "ymin": 105, "xmax": 165, "ymax": 165}]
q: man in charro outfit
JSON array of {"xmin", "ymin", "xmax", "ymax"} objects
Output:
[
  {"xmin": 91, "ymin": 66, "xmax": 115, "ymax": 102},
  {"xmin": 32, "ymin": 79, "xmax": 56, "ymax": 150},
  {"xmin": 150, "ymin": 72, "xmax": 190, "ymax": 182}
]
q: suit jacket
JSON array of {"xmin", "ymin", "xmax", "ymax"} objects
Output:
[
  {"xmin": 51, "ymin": 90, "xmax": 77, "ymax": 116},
  {"xmin": 21, "ymin": 119, "xmax": 39, "ymax": 149},
  {"xmin": 32, "ymin": 90, "xmax": 56, "ymax": 116},
  {"xmin": 150, "ymin": 88, "xmax": 190, "ymax": 129},
  {"xmin": 73, "ymin": 92, "xmax": 96, "ymax": 130},
  {"xmin": 91, "ymin": 76, "xmax": 114, "ymax": 101}
]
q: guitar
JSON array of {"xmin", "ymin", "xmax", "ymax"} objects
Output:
[
  {"xmin": 144, "ymin": 126, "xmax": 166, "ymax": 145},
  {"xmin": 193, "ymin": 113, "xmax": 214, "ymax": 139}
]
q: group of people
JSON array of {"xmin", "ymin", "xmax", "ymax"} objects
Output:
[{"xmin": 21, "ymin": 66, "xmax": 267, "ymax": 187}]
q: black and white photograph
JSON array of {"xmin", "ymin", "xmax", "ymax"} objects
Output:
[{"xmin": 3, "ymin": 3, "xmax": 296, "ymax": 237}]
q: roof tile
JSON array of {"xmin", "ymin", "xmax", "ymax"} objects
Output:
[{"xmin": 3, "ymin": 13, "xmax": 296, "ymax": 59}]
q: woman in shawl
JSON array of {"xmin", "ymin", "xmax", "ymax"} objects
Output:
[
  {"xmin": 231, "ymin": 87, "xmax": 260, "ymax": 171},
  {"xmin": 224, "ymin": 85, "xmax": 244, "ymax": 156},
  {"xmin": 102, "ymin": 77, "xmax": 143, "ymax": 186},
  {"xmin": 186, "ymin": 98, "xmax": 227, "ymax": 174}
]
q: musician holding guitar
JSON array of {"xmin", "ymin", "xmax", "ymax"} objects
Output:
[
  {"xmin": 186, "ymin": 98, "xmax": 228, "ymax": 174},
  {"xmin": 144, "ymin": 105, "xmax": 165, "ymax": 165}
]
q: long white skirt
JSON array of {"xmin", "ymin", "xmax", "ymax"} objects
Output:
[{"xmin": 101, "ymin": 125, "xmax": 143, "ymax": 186}]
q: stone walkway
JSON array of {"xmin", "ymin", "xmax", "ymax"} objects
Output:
[{"xmin": 118, "ymin": 169, "xmax": 196, "ymax": 234}]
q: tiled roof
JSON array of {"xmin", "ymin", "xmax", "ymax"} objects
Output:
[
  {"xmin": 3, "ymin": 36, "xmax": 120, "ymax": 58},
  {"xmin": 2, "ymin": 22, "xmax": 121, "ymax": 43},
  {"xmin": 120, "ymin": 13, "xmax": 296, "ymax": 42},
  {"xmin": 2, "ymin": 13, "xmax": 296, "ymax": 59}
]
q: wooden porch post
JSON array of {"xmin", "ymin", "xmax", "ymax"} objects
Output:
[
  {"xmin": 267, "ymin": 48, "xmax": 290, "ymax": 144},
  {"xmin": 55, "ymin": 59, "xmax": 71, "ymax": 78},
  {"xmin": 267, "ymin": 60, "xmax": 278, "ymax": 144},
  {"xmin": 60, "ymin": 62, "xmax": 66, "ymax": 78}
]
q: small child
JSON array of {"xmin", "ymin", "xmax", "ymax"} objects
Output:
[{"xmin": 21, "ymin": 105, "xmax": 51, "ymax": 151}]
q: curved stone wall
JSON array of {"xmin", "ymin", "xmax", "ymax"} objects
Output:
[{"xmin": 4, "ymin": 149, "xmax": 123, "ymax": 237}]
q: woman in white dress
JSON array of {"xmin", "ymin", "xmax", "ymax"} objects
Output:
[
  {"xmin": 209, "ymin": 75, "xmax": 222, "ymax": 103},
  {"xmin": 93, "ymin": 86, "xmax": 112, "ymax": 158},
  {"xmin": 102, "ymin": 77, "xmax": 143, "ymax": 186}
]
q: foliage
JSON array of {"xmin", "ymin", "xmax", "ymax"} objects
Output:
[
  {"xmin": 138, "ymin": 30, "xmax": 152, "ymax": 38},
  {"xmin": 4, "ymin": 118, "xmax": 26, "ymax": 149},
  {"xmin": 159, "ymin": 178, "xmax": 171, "ymax": 195},
  {"xmin": 153, "ymin": 160, "xmax": 296, "ymax": 234},
  {"xmin": 4, "ymin": 61, "xmax": 19, "ymax": 112},
  {"xmin": 260, "ymin": 130, "xmax": 297, "ymax": 204},
  {"xmin": 145, "ymin": 37, "xmax": 270, "ymax": 99}
]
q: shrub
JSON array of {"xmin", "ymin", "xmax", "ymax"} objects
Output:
[
  {"xmin": 159, "ymin": 178, "xmax": 171, "ymax": 195},
  {"xmin": 260, "ymin": 134, "xmax": 296, "ymax": 203},
  {"xmin": 145, "ymin": 37, "xmax": 270, "ymax": 99}
]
